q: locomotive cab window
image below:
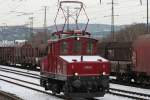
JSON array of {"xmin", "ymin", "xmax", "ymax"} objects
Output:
[
  {"xmin": 87, "ymin": 40, "xmax": 93, "ymax": 54},
  {"xmin": 48, "ymin": 45, "xmax": 51, "ymax": 54},
  {"xmin": 61, "ymin": 41, "xmax": 68, "ymax": 54},
  {"xmin": 73, "ymin": 41, "xmax": 81, "ymax": 54}
]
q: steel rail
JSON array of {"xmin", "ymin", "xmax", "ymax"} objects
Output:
[
  {"xmin": 108, "ymin": 88, "xmax": 150, "ymax": 100},
  {"xmin": 110, "ymin": 79, "xmax": 150, "ymax": 90},
  {"xmin": 0, "ymin": 68, "xmax": 40, "ymax": 79},
  {"xmin": 0, "ymin": 90, "xmax": 23, "ymax": 100},
  {"xmin": 110, "ymin": 88, "xmax": 150, "ymax": 97},
  {"xmin": 0, "ymin": 67, "xmax": 40, "ymax": 77},
  {"xmin": 0, "ymin": 74, "xmax": 40, "ymax": 86},
  {"xmin": 0, "ymin": 77, "xmax": 66, "ymax": 100}
]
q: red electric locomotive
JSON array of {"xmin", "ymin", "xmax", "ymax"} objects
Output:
[{"xmin": 40, "ymin": 1, "xmax": 110, "ymax": 98}]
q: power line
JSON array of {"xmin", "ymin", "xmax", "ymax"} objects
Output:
[
  {"xmin": 140, "ymin": 0, "xmax": 149, "ymax": 33},
  {"xmin": 29, "ymin": 16, "xmax": 34, "ymax": 39},
  {"xmin": 147, "ymin": 0, "xmax": 149, "ymax": 33},
  {"xmin": 106, "ymin": 0, "xmax": 119, "ymax": 41},
  {"xmin": 43, "ymin": 6, "xmax": 47, "ymax": 43}
]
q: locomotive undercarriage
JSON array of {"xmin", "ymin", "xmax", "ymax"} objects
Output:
[
  {"xmin": 40, "ymin": 74, "xmax": 109, "ymax": 98},
  {"xmin": 65, "ymin": 75, "xmax": 109, "ymax": 97}
]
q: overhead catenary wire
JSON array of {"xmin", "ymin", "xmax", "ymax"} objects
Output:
[{"xmin": 0, "ymin": 0, "xmax": 149, "ymax": 27}]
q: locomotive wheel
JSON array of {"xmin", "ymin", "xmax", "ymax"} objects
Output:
[
  {"xmin": 51, "ymin": 84, "xmax": 59, "ymax": 95},
  {"xmin": 45, "ymin": 82, "xmax": 49, "ymax": 90},
  {"xmin": 63, "ymin": 83, "xmax": 69, "ymax": 93},
  {"xmin": 42, "ymin": 80, "xmax": 48, "ymax": 90}
]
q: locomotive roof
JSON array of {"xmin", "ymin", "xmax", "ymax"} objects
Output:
[
  {"xmin": 49, "ymin": 35, "xmax": 97, "ymax": 42},
  {"xmin": 60, "ymin": 55, "xmax": 108, "ymax": 63}
]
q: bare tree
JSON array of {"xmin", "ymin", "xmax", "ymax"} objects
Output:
[{"xmin": 104, "ymin": 23, "xmax": 149, "ymax": 42}]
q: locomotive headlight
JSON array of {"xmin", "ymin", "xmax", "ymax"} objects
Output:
[
  {"xmin": 102, "ymin": 72, "xmax": 106, "ymax": 75},
  {"xmin": 77, "ymin": 37, "xmax": 80, "ymax": 40},
  {"xmin": 74, "ymin": 72, "xmax": 79, "ymax": 76}
]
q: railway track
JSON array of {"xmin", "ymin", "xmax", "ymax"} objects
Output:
[
  {"xmin": 0, "ymin": 67, "xmax": 40, "ymax": 79},
  {"xmin": 0, "ymin": 90, "xmax": 23, "ymax": 100},
  {"xmin": 0, "ymin": 66, "xmax": 98, "ymax": 100},
  {"xmin": 70, "ymin": 98, "xmax": 98, "ymax": 100},
  {"xmin": 108, "ymin": 88, "xmax": 150, "ymax": 100},
  {"xmin": 0, "ymin": 77, "xmax": 51, "ymax": 95},
  {"xmin": 2, "ymin": 66, "xmax": 150, "ymax": 100},
  {"xmin": 0, "ymin": 76, "xmax": 90, "ymax": 100},
  {"xmin": 0, "ymin": 67, "xmax": 81, "ymax": 100},
  {"xmin": 0, "ymin": 67, "xmax": 40, "ymax": 76},
  {"xmin": 0, "ymin": 75, "xmax": 97, "ymax": 100},
  {"xmin": 110, "ymin": 78, "xmax": 150, "ymax": 89},
  {"xmin": 0, "ymin": 74, "xmax": 40, "ymax": 86},
  {"xmin": 0, "ymin": 74, "xmax": 68, "ymax": 100}
]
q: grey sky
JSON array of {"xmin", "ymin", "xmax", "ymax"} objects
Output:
[{"xmin": 0, "ymin": 0, "xmax": 149, "ymax": 27}]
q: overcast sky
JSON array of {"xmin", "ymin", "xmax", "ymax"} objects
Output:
[{"xmin": 0, "ymin": 0, "xmax": 149, "ymax": 27}]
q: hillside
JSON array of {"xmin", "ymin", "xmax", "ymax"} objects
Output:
[{"xmin": 0, "ymin": 24, "xmax": 121, "ymax": 40}]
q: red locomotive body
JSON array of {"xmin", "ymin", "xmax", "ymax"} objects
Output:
[
  {"xmin": 40, "ymin": 32, "xmax": 110, "ymax": 97},
  {"xmin": 40, "ymin": 1, "xmax": 110, "ymax": 97}
]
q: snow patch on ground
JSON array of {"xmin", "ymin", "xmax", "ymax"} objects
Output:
[
  {"xmin": 96, "ymin": 94, "xmax": 133, "ymax": 100},
  {"xmin": 110, "ymin": 83, "xmax": 150, "ymax": 95},
  {"xmin": 0, "ymin": 70, "xmax": 40, "ymax": 85},
  {"xmin": 1, "ymin": 65, "xmax": 150, "ymax": 100},
  {"xmin": 0, "ymin": 65, "xmax": 40, "ymax": 75},
  {"xmin": 0, "ymin": 80, "xmax": 62, "ymax": 100}
]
